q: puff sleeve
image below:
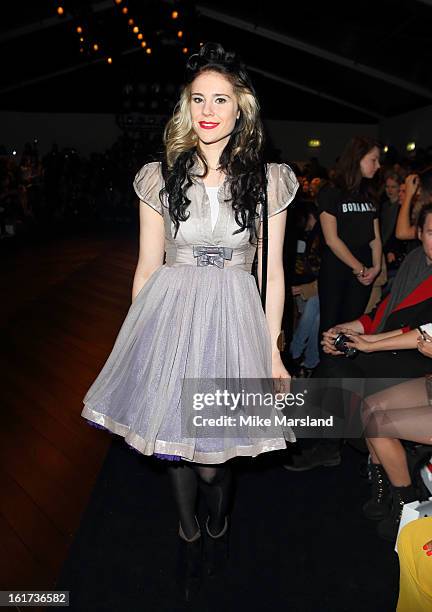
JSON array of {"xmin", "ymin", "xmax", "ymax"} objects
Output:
[
  {"xmin": 133, "ymin": 161, "xmax": 164, "ymax": 216},
  {"xmin": 263, "ymin": 163, "xmax": 299, "ymax": 219}
]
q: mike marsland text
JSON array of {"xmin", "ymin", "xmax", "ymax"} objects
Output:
[{"xmin": 192, "ymin": 415, "xmax": 334, "ymax": 427}]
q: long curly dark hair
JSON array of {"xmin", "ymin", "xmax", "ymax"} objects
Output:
[{"xmin": 160, "ymin": 42, "xmax": 267, "ymax": 243}]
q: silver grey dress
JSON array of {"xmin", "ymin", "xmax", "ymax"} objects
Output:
[{"xmin": 81, "ymin": 160, "xmax": 299, "ymax": 463}]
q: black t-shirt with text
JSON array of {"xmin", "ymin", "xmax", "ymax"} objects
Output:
[{"xmin": 317, "ymin": 185, "xmax": 377, "ymax": 260}]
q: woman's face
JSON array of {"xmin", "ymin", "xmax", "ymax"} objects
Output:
[
  {"xmin": 190, "ymin": 70, "xmax": 240, "ymax": 147},
  {"xmin": 419, "ymin": 212, "xmax": 432, "ymax": 263},
  {"xmin": 398, "ymin": 183, "xmax": 406, "ymax": 205},
  {"xmin": 309, "ymin": 177, "xmax": 321, "ymax": 198},
  {"xmin": 385, "ymin": 178, "xmax": 400, "ymax": 203},
  {"xmin": 360, "ymin": 146, "xmax": 381, "ymax": 179}
]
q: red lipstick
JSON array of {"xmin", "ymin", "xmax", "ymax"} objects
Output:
[{"xmin": 199, "ymin": 121, "xmax": 219, "ymax": 129}]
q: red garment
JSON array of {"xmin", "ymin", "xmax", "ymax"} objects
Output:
[{"xmin": 359, "ymin": 275, "xmax": 432, "ymax": 334}]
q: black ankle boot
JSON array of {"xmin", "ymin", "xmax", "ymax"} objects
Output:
[
  {"xmin": 177, "ymin": 518, "xmax": 203, "ymax": 602},
  {"xmin": 362, "ymin": 463, "xmax": 391, "ymax": 520},
  {"xmin": 204, "ymin": 516, "xmax": 229, "ymax": 577},
  {"xmin": 376, "ymin": 484, "xmax": 418, "ymax": 542}
]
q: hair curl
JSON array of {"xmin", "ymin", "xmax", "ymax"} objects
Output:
[{"xmin": 160, "ymin": 42, "xmax": 266, "ymax": 242}]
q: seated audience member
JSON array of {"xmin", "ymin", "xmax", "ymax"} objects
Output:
[{"xmin": 289, "ymin": 202, "xmax": 321, "ymax": 376}]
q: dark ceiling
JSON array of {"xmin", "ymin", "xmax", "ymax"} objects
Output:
[{"xmin": 1, "ymin": 0, "xmax": 432, "ymax": 122}]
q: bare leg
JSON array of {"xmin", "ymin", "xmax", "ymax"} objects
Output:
[
  {"xmin": 365, "ymin": 438, "xmax": 380, "ymax": 464},
  {"xmin": 367, "ymin": 439, "xmax": 411, "ymax": 486},
  {"xmin": 363, "ymin": 377, "xmax": 432, "ymax": 486}
]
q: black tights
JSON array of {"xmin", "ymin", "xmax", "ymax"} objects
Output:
[{"xmin": 167, "ymin": 461, "xmax": 233, "ymax": 540}]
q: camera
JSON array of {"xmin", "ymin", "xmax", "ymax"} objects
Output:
[{"xmin": 333, "ymin": 333, "xmax": 358, "ymax": 358}]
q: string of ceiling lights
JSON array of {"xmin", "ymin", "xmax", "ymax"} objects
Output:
[
  {"xmin": 55, "ymin": 0, "xmax": 191, "ymax": 64},
  {"xmin": 113, "ymin": 0, "xmax": 152, "ymax": 57},
  {"xmin": 55, "ymin": 1, "xmax": 112, "ymax": 62}
]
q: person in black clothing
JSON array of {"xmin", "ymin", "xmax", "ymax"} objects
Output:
[
  {"xmin": 318, "ymin": 136, "xmax": 383, "ymax": 338},
  {"xmin": 380, "ymin": 171, "xmax": 406, "ymax": 278}
]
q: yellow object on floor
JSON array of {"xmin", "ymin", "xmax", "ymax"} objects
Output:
[{"xmin": 397, "ymin": 517, "xmax": 432, "ymax": 611}]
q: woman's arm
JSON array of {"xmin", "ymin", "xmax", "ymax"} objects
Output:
[
  {"xmin": 362, "ymin": 329, "xmax": 408, "ymax": 342},
  {"xmin": 371, "ymin": 219, "xmax": 382, "ymax": 269},
  {"xmin": 257, "ymin": 210, "xmax": 289, "ymax": 374},
  {"xmin": 131, "ymin": 203, "xmax": 165, "ymax": 302},
  {"xmin": 395, "ymin": 175, "xmax": 418, "ymax": 240},
  {"xmin": 361, "ymin": 218, "xmax": 382, "ymax": 285},
  {"xmin": 346, "ymin": 328, "xmax": 420, "ymax": 353},
  {"xmin": 319, "ymin": 211, "xmax": 365, "ymax": 274}
]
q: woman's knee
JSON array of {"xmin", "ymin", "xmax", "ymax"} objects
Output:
[
  {"xmin": 362, "ymin": 396, "xmax": 388, "ymax": 431},
  {"xmin": 196, "ymin": 465, "xmax": 227, "ymax": 486}
]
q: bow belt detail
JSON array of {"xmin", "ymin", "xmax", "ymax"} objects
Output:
[{"xmin": 192, "ymin": 246, "xmax": 233, "ymax": 269}]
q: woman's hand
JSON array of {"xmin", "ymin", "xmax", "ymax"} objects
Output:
[
  {"xmin": 321, "ymin": 326, "xmax": 345, "ymax": 355},
  {"xmin": 423, "ymin": 539, "xmax": 432, "ymax": 557},
  {"xmin": 417, "ymin": 331, "xmax": 432, "ymax": 358},
  {"xmin": 405, "ymin": 174, "xmax": 420, "ymax": 200},
  {"xmin": 345, "ymin": 334, "xmax": 376, "ymax": 353},
  {"xmin": 272, "ymin": 353, "xmax": 291, "ymax": 393},
  {"xmin": 357, "ymin": 266, "xmax": 380, "ymax": 286}
]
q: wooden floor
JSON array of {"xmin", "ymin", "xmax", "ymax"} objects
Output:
[{"xmin": 0, "ymin": 231, "xmax": 139, "ymax": 594}]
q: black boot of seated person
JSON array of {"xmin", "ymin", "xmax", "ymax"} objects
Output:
[
  {"xmin": 363, "ymin": 463, "xmax": 392, "ymax": 520},
  {"xmin": 377, "ymin": 484, "xmax": 418, "ymax": 542},
  {"xmin": 176, "ymin": 518, "xmax": 203, "ymax": 602},
  {"xmin": 205, "ymin": 516, "xmax": 229, "ymax": 577}
]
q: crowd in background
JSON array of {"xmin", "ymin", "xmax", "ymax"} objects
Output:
[
  {"xmin": 1, "ymin": 138, "xmax": 431, "ymax": 244},
  {"xmin": 0, "ymin": 135, "xmax": 158, "ymax": 240},
  {"xmin": 284, "ymin": 144, "xmax": 432, "ymax": 377}
]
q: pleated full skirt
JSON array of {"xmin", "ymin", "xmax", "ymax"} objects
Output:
[{"xmin": 81, "ymin": 264, "xmax": 295, "ymax": 463}]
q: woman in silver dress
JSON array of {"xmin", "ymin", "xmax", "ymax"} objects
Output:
[{"xmin": 81, "ymin": 42, "xmax": 298, "ymax": 597}]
